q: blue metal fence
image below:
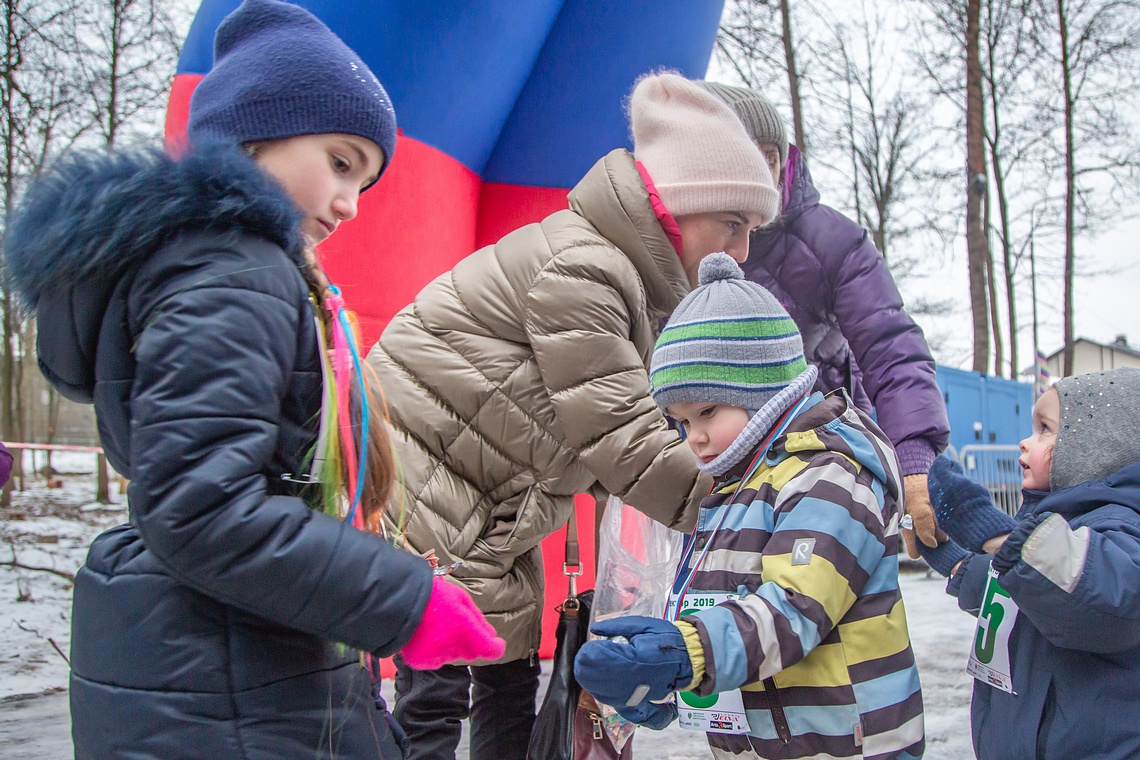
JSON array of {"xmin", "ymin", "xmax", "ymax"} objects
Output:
[{"xmin": 958, "ymin": 445, "xmax": 1023, "ymax": 516}]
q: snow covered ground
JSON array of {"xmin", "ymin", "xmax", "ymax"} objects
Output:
[{"xmin": 0, "ymin": 453, "xmax": 978, "ymax": 758}]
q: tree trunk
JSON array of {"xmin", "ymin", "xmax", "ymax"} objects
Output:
[
  {"xmin": 96, "ymin": 450, "xmax": 111, "ymax": 504},
  {"xmin": 985, "ymin": 196, "xmax": 1003, "ymax": 378},
  {"xmin": 983, "ymin": 2, "xmax": 1019, "ymax": 380},
  {"xmin": 965, "ymin": 0, "xmax": 990, "ymax": 374},
  {"xmin": 780, "ymin": 0, "xmax": 807, "ymax": 153},
  {"xmin": 1057, "ymin": 0, "xmax": 1076, "ymax": 377},
  {"xmin": 991, "ymin": 149, "xmax": 1018, "ymax": 379},
  {"xmin": 2, "ymin": 1, "xmax": 15, "ymax": 507}
]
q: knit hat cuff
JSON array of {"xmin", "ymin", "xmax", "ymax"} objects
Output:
[
  {"xmin": 190, "ymin": 92, "xmax": 394, "ymax": 186},
  {"xmin": 697, "ymin": 365, "xmax": 818, "ymax": 477},
  {"xmin": 657, "ymin": 180, "xmax": 779, "ymax": 220}
]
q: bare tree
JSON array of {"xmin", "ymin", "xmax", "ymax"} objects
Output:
[
  {"xmin": 911, "ymin": 0, "xmax": 994, "ymax": 372},
  {"xmin": 717, "ymin": 0, "xmax": 813, "ymax": 153},
  {"xmin": 81, "ymin": 0, "xmax": 181, "ymax": 148},
  {"xmin": 76, "ymin": 0, "xmax": 180, "ymax": 502},
  {"xmin": 965, "ymin": 0, "xmax": 992, "ymax": 374},
  {"xmin": 818, "ymin": 3, "xmax": 949, "ymax": 265},
  {"xmin": 980, "ymin": 0, "xmax": 1051, "ymax": 378},
  {"xmin": 778, "ymin": 0, "xmax": 808, "ymax": 153},
  {"xmin": 1033, "ymin": 0, "xmax": 1140, "ymax": 375},
  {"xmin": 1, "ymin": 0, "xmax": 91, "ymax": 505},
  {"xmin": 1, "ymin": 0, "xmax": 182, "ymax": 504}
]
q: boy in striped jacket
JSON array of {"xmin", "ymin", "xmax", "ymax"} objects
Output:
[{"xmin": 575, "ymin": 253, "xmax": 925, "ymax": 759}]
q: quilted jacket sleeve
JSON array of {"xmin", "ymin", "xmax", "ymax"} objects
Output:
[
  {"xmin": 992, "ymin": 509, "xmax": 1140, "ymax": 653},
  {"xmin": 821, "ymin": 227, "xmax": 948, "ymax": 474},
  {"xmin": 524, "ymin": 248, "xmax": 707, "ymax": 532},
  {"xmin": 127, "ymin": 241, "xmax": 431, "ymax": 656},
  {"xmin": 686, "ymin": 453, "xmax": 890, "ymax": 693}
]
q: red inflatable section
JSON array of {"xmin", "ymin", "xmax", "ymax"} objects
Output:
[
  {"xmin": 163, "ymin": 74, "xmax": 201, "ymax": 154},
  {"xmin": 474, "ymin": 183, "xmax": 570, "ymax": 251},
  {"xmin": 318, "ymin": 133, "xmax": 482, "ymax": 348}
]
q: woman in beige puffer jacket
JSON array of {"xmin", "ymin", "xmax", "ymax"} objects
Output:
[{"xmin": 368, "ymin": 73, "xmax": 780, "ymax": 760}]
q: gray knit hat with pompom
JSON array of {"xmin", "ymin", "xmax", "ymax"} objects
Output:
[{"xmin": 651, "ymin": 254, "xmax": 817, "ymax": 475}]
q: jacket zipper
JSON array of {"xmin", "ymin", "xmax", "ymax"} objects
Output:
[{"xmin": 764, "ymin": 677, "xmax": 792, "ymax": 744}]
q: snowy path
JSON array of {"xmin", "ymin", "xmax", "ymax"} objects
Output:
[{"xmin": 0, "ymin": 457, "xmax": 978, "ymax": 758}]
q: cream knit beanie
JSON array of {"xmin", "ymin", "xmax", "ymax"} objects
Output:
[{"xmin": 630, "ymin": 73, "xmax": 779, "ymax": 225}]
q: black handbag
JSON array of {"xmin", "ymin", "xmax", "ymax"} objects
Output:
[{"xmin": 526, "ymin": 513, "xmax": 632, "ymax": 760}]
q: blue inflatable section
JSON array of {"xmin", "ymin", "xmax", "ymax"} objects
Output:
[
  {"xmin": 177, "ymin": 0, "xmax": 723, "ymax": 186},
  {"xmin": 481, "ymin": 0, "xmax": 722, "ymax": 187}
]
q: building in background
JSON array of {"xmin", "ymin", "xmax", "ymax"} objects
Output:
[{"xmin": 1037, "ymin": 335, "xmax": 1140, "ymax": 377}]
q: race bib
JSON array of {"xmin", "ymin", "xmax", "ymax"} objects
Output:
[
  {"xmin": 965, "ymin": 566, "xmax": 1019, "ymax": 694},
  {"xmin": 669, "ymin": 592, "xmax": 751, "ymax": 735}
]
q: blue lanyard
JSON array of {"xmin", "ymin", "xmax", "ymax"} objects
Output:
[{"xmin": 666, "ymin": 394, "xmax": 811, "ymax": 621}]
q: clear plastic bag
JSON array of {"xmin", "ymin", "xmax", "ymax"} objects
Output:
[{"xmin": 588, "ymin": 495, "xmax": 685, "ymax": 750}]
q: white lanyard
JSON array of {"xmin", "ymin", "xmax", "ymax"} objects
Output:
[{"xmin": 667, "ymin": 394, "xmax": 811, "ymax": 621}]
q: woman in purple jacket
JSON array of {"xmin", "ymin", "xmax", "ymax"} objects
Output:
[{"xmin": 699, "ymin": 82, "xmax": 950, "ymax": 558}]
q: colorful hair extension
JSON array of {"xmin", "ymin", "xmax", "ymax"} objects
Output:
[
  {"xmin": 323, "ymin": 286, "xmax": 369, "ymax": 529},
  {"xmin": 310, "ymin": 295, "xmax": 343, "ymax": 519}
]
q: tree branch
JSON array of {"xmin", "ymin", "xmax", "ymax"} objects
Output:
[{"xmin": 1, "ymin": 559, "xmax": 76, "ymax": 582}]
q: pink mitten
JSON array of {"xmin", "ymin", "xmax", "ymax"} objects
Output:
[{"xmin": 399, "ymin": 577, "xmax": 506, "ymax": 670}]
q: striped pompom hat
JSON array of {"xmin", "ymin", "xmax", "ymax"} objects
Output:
[{"xmin": 651, "ymin": 253, "xmax": 811, "ymax": 414}]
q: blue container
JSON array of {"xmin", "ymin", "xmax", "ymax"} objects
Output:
[
  {"xmin": 935, "ymin": 366, "xmax": 1033, "ymax": 505},
  {"xmin": 935, "ymin": 365, "xmax": 1033, "ymax": 450}
]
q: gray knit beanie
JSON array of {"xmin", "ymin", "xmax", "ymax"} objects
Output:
[
  {"xmin": 1050, "ymin": 367, "xmax": 1140, "ymax": 490},
  {"xmin": 696, "ymin": 82, "xmax": 788, "ymax": 168},
  {"xmin": 651, "ymin": 253, "xmax": 816, "ymax": 476}
]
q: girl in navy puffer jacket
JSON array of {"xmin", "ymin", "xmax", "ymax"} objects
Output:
[{"xmin": 2, "ymin": 2, "xmax": 501, "ymax": 758}]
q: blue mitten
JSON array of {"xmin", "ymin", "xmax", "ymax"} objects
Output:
[
  {"xmin": 928, "ymin": 457, "xmax": 1015, "ymax": 553},
  {"xmin": 613, "ymin": 700, "xmax": 678, "ymax": 730},
  {"xmin": 916, "ymin": 536, "xmax": 971, "ymax": 577},
  {"xmin": 574, "ymin": 616, "xmax": 693, "ymax": 709}
]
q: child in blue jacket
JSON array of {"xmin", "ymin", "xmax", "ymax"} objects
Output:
[
  {"xmin": 575, "ymin": 254, "xmax": 924, "ymax": 760},
  {"xmin": 920, "ymin": 367, "xmax": 1140, "ymax": 759}
]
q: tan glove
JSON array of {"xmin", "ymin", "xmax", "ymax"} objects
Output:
[{"xmin": 901, "ymin": 473, "xmax": 944, "ymax": 559}]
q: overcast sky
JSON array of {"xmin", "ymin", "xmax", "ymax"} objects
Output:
[{"xmin": 705, "ymin": 2, "xmax": 1140, "ymax": 376}]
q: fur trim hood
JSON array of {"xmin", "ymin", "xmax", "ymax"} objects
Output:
[{"xmin": 3, "ymin": 141, "xmax": 304, "ymax": 309}]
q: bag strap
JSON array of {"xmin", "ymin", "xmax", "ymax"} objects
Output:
[{"xmin": 563, "ymin": 509, "xmax": 583, "ymax": 604}]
